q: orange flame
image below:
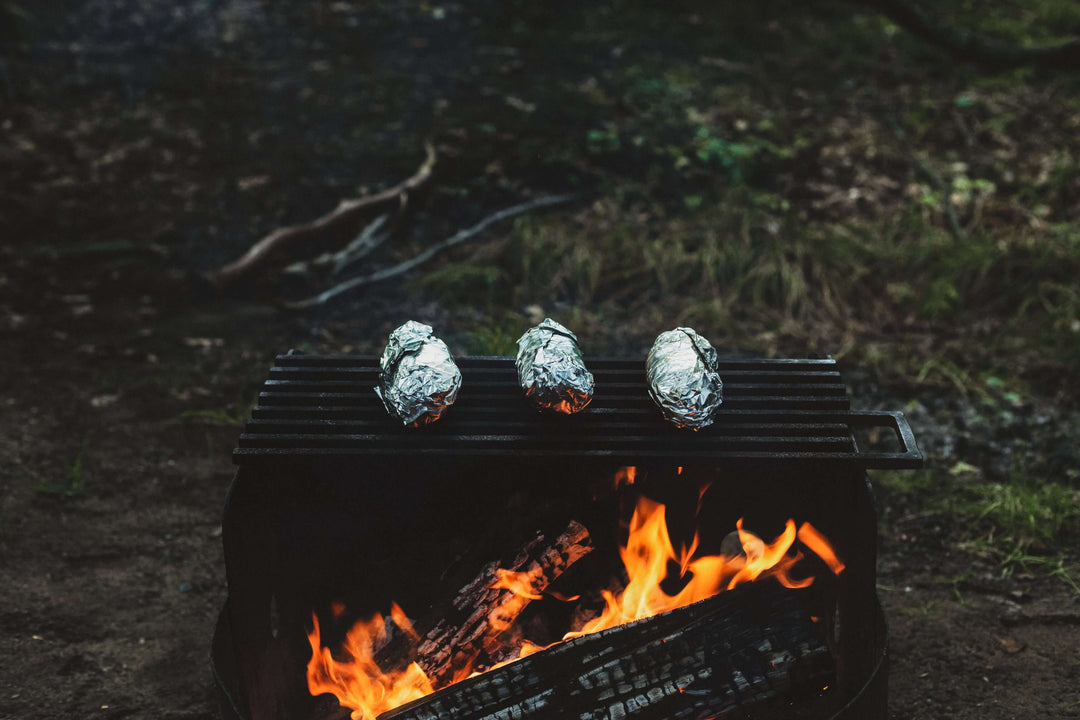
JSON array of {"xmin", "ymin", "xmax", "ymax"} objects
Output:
[
  {"xmin": 307, "ymin": 471, "xmax": 845, "ymax": 718},
  {"xmin": 306, "ymin": 603, "xmax": 432, "ymax": 720},
  {"xmin": 561, "ymin": 499, "xmax": 838, "ymax": 639},
  {"xmin": 797, "ymin": 522, "xmax": 846, "ymax": 575},
  {"xmin": 613, "ymin": 466, "xmax": 636, "ymax": 489},
  {"xmin": 489, "ymin": 568, "xmax": 544, "ymax": 600}
]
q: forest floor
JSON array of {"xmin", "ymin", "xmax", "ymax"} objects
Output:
[{"xmin": 2, "ymin": 1, "xmax": 1080, "ymax": 718}]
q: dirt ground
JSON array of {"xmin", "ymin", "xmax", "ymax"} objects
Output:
[{"xmin": 3, "ymin": 1, "xmax": 1080, "ymax": 718}]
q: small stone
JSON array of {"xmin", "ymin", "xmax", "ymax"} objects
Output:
[{"xmin": 997, "ymin": 636, "xmax": 1025, "ymax": 654}]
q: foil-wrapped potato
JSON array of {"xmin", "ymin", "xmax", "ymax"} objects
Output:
[
  {"xmin": 516, "ymin": 318, "xmax": 594, "ymax": 414},
  {"xmin": 375, "ymin": 321, "xmax": 462, "ymax": 427},
  {"xmin": 646, "ymin": 327, "xmax": 723, "ymax": 429}
]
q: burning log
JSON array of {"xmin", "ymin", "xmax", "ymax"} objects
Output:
[
  {"xmin": 409, "ymin": 520, "xmax": 594, "ymax": 687},
  {"xmin": 379, "ymin": 581, "xmax": 833, "ymax": 720},
  {"xmin": 361, "ymin": 520, "xmax": 594, "ymax": 692}
]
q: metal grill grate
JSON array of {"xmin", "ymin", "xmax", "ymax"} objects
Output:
[{"xmin": 233, "ymin": 355, "xmax": 920, "ymax": 468}]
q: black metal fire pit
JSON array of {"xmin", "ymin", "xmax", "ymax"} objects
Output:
[{"xmin": 211, "ymin": 354, "xmax": 921, "ymax": 720}]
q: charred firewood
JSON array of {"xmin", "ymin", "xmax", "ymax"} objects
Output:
[
  {"xmin": 374, "ymin": 520, "xmax": 594, "ymax": 688},
  {"xmin": 379, "ymin": 582, "xmax": 834, "ymax": 720}
]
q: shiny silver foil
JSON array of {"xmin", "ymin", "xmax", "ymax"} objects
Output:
[
  {"xmin": 646, "ymin": 327, "xmax": 723, "ymax": 429},
  {"xmin": 375, "ymin": 321, "xmax": 462, "ymax": 427},
  {"xmin": 516, "ymin": 318, "xmax": 594, "ymax": 414}
]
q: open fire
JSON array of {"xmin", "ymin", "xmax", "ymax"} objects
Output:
[{"xmin": 306, "ymin": 467, "xmax": 844, "ymax": 720}]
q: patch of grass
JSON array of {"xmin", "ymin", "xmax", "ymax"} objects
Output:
[
  {"xmin": 464, "ymin": 318, "xmax": 521, "ymax": 356},
  {"xmin": 897, "ymin": 601, "xmax": 939, "ymax": 617},
  {"xmin": 493, "ymin": 191, "xmax": 1080, "ymax": 394},
  {"xmin": 37, "ymin": 441, "xmax": 88, "ymax": 498},
  {"xmin": 874, "ymin": 468, "xmax": 936, "ymax": 497},
  {"xmin": 415, "ymin": 0, "xmax": 1080, "ymax": 396},
  {"xmin": 962, "ymin": 475, "xmax": 1080, "ymax": 592},
  {"xmin": 878, "ymin": 465, "xmax": 1080, "ymax": 593},
  {"xmin": 997, "ymin": 548, "xmax": 1080, "ymax": 594},
  {"xmin": 420, "ymin": 264, "xmax": 511, "ymax": 308},
  {"xmin": 968, "ymin": 478, "xmax": 1080, "ymax": 551},
  {"xmin": 941, "ymin": 0, "xmax": 1080, "ymax": 46}
]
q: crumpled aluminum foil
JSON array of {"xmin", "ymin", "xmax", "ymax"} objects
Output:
[
  {"xmin": 515, "ymin": 318, "xmax": 594, "ymax": 414},
  {"xmin": 375, "ymin": 321, "xmax": 462, "ymax": 427},
  {"xmin": 646, "ymin": 327, "xmax": 723, "ymax": 429}
]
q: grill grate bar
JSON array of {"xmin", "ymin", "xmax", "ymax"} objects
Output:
[
  {"xmin": 271, "ymin": 354, "xmax": 841, "ymax": 370},
  {"xmin": 241, "ymin": 418, "xmax": 852, "ymax": 435},
  {"xmin": 256, "ymin": 393, "xmax": 849, "ymax": 410},
  {"xmin": 262, "ymin": 380, "xmax": 847, "ymax": 397},
  {"xmin": 238, "ymin": 433, "xmax": 854, "ymax": 450},
  {"xmin": 234, "ymin": 356, "xmax": 922, "ymax": 469},
  {"xmin": 268, "ymin": 367, "xmax": 842, "ymax": 385}
]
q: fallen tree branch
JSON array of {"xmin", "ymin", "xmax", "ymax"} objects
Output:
[
  {"xmin": 281, "ymin": 212, "xmax": 392, "ymax": 283},
  {"xmin": 866, "ymin": 0, "xmax": 1080, "ymax": 71},
  {"xmin": 333, "ymin": 212, "xmax": 393, "ymax": 276},
  {"xmin": 206, "ymin": 142, "xmax": 436, "ymax": 293},
  {"xmin": 283, "ymin": 193, "xmax": 578, "ymax": 310}
]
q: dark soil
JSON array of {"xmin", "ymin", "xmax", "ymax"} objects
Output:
[{"xmin": 2, "ymin": 1, "xmax": 1079, "ymax": 719}]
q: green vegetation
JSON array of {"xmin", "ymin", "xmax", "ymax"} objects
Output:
[
  {"xmin": 877, "ymin": 465, "xmax": 1080, "ymax": 593},
  {"xmin": 938, "ymin": 0, "xmax": 1080, "ymax": 46},
  {"xmin": 435, "ymin": 197, "xmax": 1080, "ymax": 394},
  {"xmin": 965, "ymin": 477, "xmax": 1080, "ymax": 592},
  {"xmin": 428, "ymin": 3, "xmax": 1080, "ymax": 597},
  {"xmin": 416, "ymin": 1, "xmax": 1080, "ymax": 398},
  {"xmin": 37, "ymin": 441, "xmax": 88, "ymax": 498},
  {"xmin": 970, "ymin": 478, "xmax": 1080, "ymax": 551},
  {"xmin": 465, "ymin": 322, "xmax": 520, "ymax": 357}
]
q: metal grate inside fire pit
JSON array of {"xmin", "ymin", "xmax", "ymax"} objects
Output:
[
  {"xmin": 234, "ymin": 355, "xmax": 919, "ymax": 467},
  {"xmin": 213, "ymin": 353, "xmax": 922, "ymax": 720}
]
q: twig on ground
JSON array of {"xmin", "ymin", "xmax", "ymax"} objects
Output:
[
  {"xmin": 281, "ymin": 212, "xmax": 392, "ymax": 281},
  {"xmin": 283, "ymin": 194, "xmax": 579, "ymax": 310},
  {"xmin": 206, "ymin": 142, "xmax": 436, "ymax": 292},
  {"xmin": 333, "ymin": 212, "xmax": 393, "ymax": 276}
]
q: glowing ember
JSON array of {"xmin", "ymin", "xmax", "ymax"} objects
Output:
[{"xmin": 307, "ymin": 468, "xmax": 844, "ymax": 720}]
